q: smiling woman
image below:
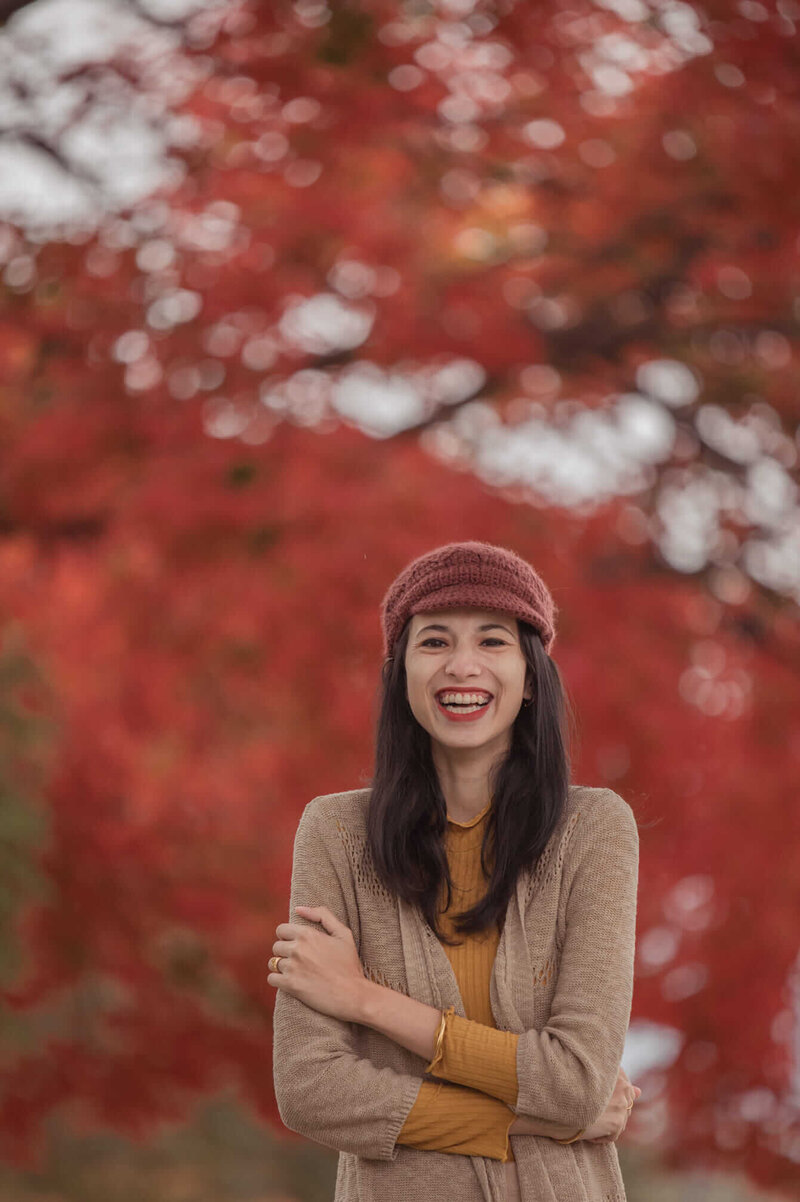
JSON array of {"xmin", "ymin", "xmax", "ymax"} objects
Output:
[
  {"xmin": 403, "ymin": 610, "xmax": 533, "ymax": 813},
  {"xmin": 271, "ymin": 541, "xmax": 640, "ymax": 1202}
]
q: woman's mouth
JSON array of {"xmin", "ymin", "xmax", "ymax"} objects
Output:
[{"xmin": 435, "ymin": 690, "xmax": 493, "ymax": 722}]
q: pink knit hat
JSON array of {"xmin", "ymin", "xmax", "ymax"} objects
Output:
[{"xmin": 380, "ymin": 541, "xmax": 556, "ymax": 658}]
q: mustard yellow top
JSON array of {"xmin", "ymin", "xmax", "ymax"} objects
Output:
[{"xmin": 396, "ymin": 800, "xmax": 521, "ymax": 1162}]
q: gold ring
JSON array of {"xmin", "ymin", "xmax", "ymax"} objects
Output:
[
  {"xmin": 268, "ymin": 956, "xmax": 283, "ymax": 973},
  {"xmin": 626, "ymin": 1100, "xmax": 635, "ymax": 1111}
]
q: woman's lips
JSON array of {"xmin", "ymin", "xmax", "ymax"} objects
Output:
[{"xmin": 435, "ymin": 696, "xmax": 493, "ymax": 723}]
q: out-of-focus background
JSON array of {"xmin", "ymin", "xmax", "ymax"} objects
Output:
[{"xmin": 0, "ymin": 0, "xmax": 798, "ymax": 1198}]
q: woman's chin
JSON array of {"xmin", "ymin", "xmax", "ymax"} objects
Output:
[{"xmin": 430, "ymin": 723, "xmax": 513, "ymax": 755}]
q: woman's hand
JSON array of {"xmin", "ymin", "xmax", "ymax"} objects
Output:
[
  {"xmin": 508, "ymin": 1065, "xmax": 641, "ymax": 1144},
  {"xmin": 582, "ymin": 1065, "xmax": 641, "ymax": 1143},
  {"xmin": 268, "ymin": 904, "xmax": 367, "ymax": 1024}
]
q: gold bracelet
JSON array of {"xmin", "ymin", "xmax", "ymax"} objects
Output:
[
  {"xmin": 428, "ymin": 1004, "xmax": 454, "ymax": 1070},
  {"xmin": 554, "ymin": 1128, "xmax": 585, "ymax": 1145}
]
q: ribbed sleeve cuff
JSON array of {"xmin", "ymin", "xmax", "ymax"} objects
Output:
[
  {"xmin": 425, "ymin": 1011, "xmax": 520, "ymax": 1108},
  {"xmin": 397, "ymin": 1080, "xmax": 517, "ymax": 1161}
]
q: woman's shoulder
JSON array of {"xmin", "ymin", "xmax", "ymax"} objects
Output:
[
  {"xmin": 299, "ymin": 786, "xmax": 372, "ymax": 834},
  {"xmin": 564, "ymin": 784, "xmax": 639, "ymax": 860},
  {"xmin": 567, "ymin": 782, "xmax": 632, "ymax": 812},
  {"xmin": 565, "ymin": 783, "xmax": 638, "ymax": 833}
]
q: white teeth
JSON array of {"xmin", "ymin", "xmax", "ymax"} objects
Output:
[{"xmin": 437, "ymin": 692, "xmax": 492, "ymax": 706}]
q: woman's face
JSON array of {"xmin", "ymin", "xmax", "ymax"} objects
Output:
[{"xmin": 403, "ymin": 608, "xmax": 532, "ymax": 759}]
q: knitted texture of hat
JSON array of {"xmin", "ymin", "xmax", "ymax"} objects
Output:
[{"xmin": 380, "ymin": 541, "xmax": 556, "ymax": 657}]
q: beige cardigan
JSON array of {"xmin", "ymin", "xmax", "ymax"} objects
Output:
[{"xmin": 272, "ymin": 784, "xmax": 639, "ymax": 1202}]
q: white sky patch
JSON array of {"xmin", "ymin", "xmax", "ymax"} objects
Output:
[
  {"xmin": 655, "ymin": 1, "xmax": 714, "ymax": 56},
  {"xmin": 135, "ymin": 0, "xmax": 222, "ymax": 17},
  {"xmin": 622, "ymin": 1019, "xmax": 684, "ymax": 1078},
  {"xmin": 743, "ymin": 458, "xmax": 797, "ymax": 527},
  {"xmin": 651, "ymin": 405, "xmax": 800, "ymax": 597},
  {"xmin": 331, "ymin": 365, "xmax": 427, "ymax": 438},
  {"xmin": 523, "ymin": 119, "xmax": 566, "ymax": 148},
  {"xmin": 61, "ymin": 104, "xmax": 185, "ymax": 209},
  {"xmin": 743, "ymin": 525, "xmax": 800, "ymax": 600},
  {"xmin": 657, "ymin": 469, "xmax": 728, "ymax": 573},
  {"xmin": 278, "ymin": 293, "xmax": 375, "ymax": 355},
  {"xmin": 147, "ymin": 287, "xmax": 203, "ymax": 329},
  {"xmin": 426, "ymin": 358, "xmax": 486, "ymax": 404},
  {"xmin": 8, "ymin": 0, "xmax": 157, "ymax": 71},
  {"xmin": 696, "ymin": 405, "xmax": 762, "ymax": 463},
  {"xmin": 0, "ymin": 139, "xmax": 100, "ymax": 229},
  {"xmin": 595, "ymin": 32, "xmax": 652, "ymax": 71},
  {"xmin": 685, "ymin": 401, "xmax": 800, "ymax": 600},
  {"xmin": 594, "ymin": 0, "xmax": 650, "ymax": 19},
  {"xmin": 408, "ymin": 26, "xmax": 517, "ymax": 126},
  {"xmin": 637, "ymin": 357, "xmax": 701, "ymax": 406},
  {"xmin": 176, "ymin": 206, "xmax": 240, "ymax": 254},
  {"xmin": 112, "ymin": 330, "xmax": 150, "ymax": 363},
  {"xmin": 589, "ymin": 0, "xmax": 713, "ymax": 61},
  {"xmin": 638, "ymin": 925, "xmax": 681, "ymax": 970},
  {"xmin": 260, "ymin": 357, "xmax": 487, "ymax": 440},
  {"xmin": 655, "ymin": 458, "xmax": 800, "ymax": 601},
  {"xmin": 0, "ymin": 0, "xmax": 223, "ymax": 235},
  {"xmin": 428, "ymin": 393, "xmax": 676, "ymax": 505}
]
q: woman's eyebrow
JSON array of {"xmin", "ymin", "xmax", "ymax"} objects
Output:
[{"xmin": 416, "ymin": 622, "xmax": 516, "ymax": 637}]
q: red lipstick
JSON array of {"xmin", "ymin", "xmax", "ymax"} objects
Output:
[{"xmin": 434, "ymin": 692, "xmax": 493, "ymax": 723}]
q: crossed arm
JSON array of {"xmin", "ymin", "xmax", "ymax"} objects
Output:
[
  {"xmin": 273, "ymin": 793, "xmax": 639, "ymax": 1162},
  {"xmin": 356, "ymin": 981, "xmax": 582, "ymax": 1157}
]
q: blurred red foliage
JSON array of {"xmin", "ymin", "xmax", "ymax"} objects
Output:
[{"xmin": 0, "ymin": 0, "xmax": 799, "ymax": 1193}]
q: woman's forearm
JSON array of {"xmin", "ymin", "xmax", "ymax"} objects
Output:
[
  {"xmin": 508, "ymin": 1114, "xmax": 581, "ymax": 1141},
  {"xmin": 356, "ymin": 979, "xmax": 443, "ymax": 1060}
]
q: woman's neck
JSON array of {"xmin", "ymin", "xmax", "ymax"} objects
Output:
[{"xmin": 431, "ymin": 742, "xmax": 504, "ymax": 823}]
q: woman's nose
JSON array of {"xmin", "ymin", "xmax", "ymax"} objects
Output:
[{"xmin": 444, "ymin": 645, "xmax": 481, "ymax": 676}]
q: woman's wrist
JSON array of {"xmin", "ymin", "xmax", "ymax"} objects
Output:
[{"xmin": 354, "ymin": 978, "xmax": 446, "ymax": 1062}]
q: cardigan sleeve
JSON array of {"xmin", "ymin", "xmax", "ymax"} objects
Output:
[
  {"xmin": 512, "ymin": 789, "xmax": 639, "ymax": 1130},
  {"xmin": 398, "ymin": 1079, "xmax": 516, "ymax": 1161},
  {"xmin": 272, "ymin": 799, "xmax": 424, "ymax": 1162}
]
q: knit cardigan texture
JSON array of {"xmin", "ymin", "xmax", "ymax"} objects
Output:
[{"xmin": 272, "ymin": 784, "xmax": 639, "ymax": 1202}]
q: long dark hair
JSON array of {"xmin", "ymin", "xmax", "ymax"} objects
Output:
[{"xmin": 366, "ymin": 617, "xmax": 573, "ymax": 947}]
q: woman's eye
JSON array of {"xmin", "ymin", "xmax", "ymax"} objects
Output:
[{"xmin": 418, "ymin": 637, "xmax": 507, "ymax": 648}]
